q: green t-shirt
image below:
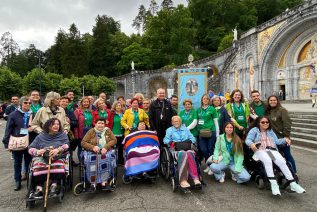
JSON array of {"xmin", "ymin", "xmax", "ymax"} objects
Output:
[
  {"xmin": 253, "ymin": 103, "xmax": 265, "ymax": 116},
  {"xmin": 112, "ymin": 113, "xmax": 123, "ymax": 136},
  {"xmin": 197, "ymin": 106, "xmax": 217, "ymax": 131},
  {"xmin": 233, "ymin": 103, "xmax": 247, "ymax": 129},
  {"xmin": 179, "ymin": 109, "xmax": 198, "ymax": 136},
  {"xmin": 83, "ymin": 110, "xmax": 93, "ymax": 127},
  {"xmin": 98, "ymin": 110, "xmax": 108, "ymax": 119}
]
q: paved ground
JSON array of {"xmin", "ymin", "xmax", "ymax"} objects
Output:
[{"xmin": 0, "ymin": 108, "xmax": 316, "ymax": 212}]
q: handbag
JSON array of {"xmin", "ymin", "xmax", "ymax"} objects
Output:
[
  {"xmin": 8, "ymin": 135, "xmax": 29, "ymax": 151},
  {"xmin": 8, "ymin": 113, "xmax": 32, "ymax": 151},
  {"xmin": 199, "ymin": 129, "xmax": 212, "ymax": 138},
  {"xmin": 174, "ymin": 140, "xmax": 192, "ymax": 151}
]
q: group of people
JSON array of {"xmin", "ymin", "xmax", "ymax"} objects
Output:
[{"xmin": 1, "ymin": 87, "xmax": 306, "ymax": 198}]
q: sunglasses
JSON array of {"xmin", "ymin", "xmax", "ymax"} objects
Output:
[
  {"xmin": 260, "ymin": 121, "xmax": 269, "ymax": 124},
  {"xmin": 23, "ymin": 102, "xmax": 32, "ymax": 105}
]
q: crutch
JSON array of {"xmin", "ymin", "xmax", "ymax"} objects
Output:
[
  {"xmin": 94, "ymin": 151, "xmax": 99, "ymax": 189},
  {"xmin": 43, "ymin": 151, "xmax": 52, "ymax": 212}
]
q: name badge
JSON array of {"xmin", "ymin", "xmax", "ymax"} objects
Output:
[
  {"xmin": 198, "ymin": 119, "xmax": 204, "ymax": 125},
  {"xmin": 237, "ymin": 116, "xmax": 244, "ymax": 121},
  {"xmin": 20, "ymin": 128, "xmax": 29, "ymax": 135}
]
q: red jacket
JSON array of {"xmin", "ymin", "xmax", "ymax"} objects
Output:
[
  {"xmin": 92, "ymin": 109, "xmax": 111, "ymax": 127},
  {"xmin": 74, "ymin": 108, "xmax": 93, "ymax": 139}
]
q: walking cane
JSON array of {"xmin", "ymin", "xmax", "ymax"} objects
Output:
[{"xmin": 43, "ymin": 152, "xmax": 52, "ymax": 212}]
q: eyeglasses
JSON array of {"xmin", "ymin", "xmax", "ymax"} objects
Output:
[
  {"xmin": 260, "ymin": 121, "xmax": 269, "ymax": 124},
  {"xmin": 23, "ymin": 102, "xmax": 32, "ymax": 105}
]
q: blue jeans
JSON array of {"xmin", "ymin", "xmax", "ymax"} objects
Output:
[
  {"xmin": 199, "ymin": 132, "xmax": 216, "ymax": 161},
  {"xmin": 12, "ymin": 150, "xmax": 32, "ymax": 182},
  {"xmin": 278, "ymin": 144, "xmax": 297, "ymax": 173},
  {"xmin": 210, "ymin": 161, "xmax": 251, "ymax": 183}
]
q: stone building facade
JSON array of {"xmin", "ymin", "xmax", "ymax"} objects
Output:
[{"xmin": 113, "ymin": 0, "xmax": 317, "ymax": 100}]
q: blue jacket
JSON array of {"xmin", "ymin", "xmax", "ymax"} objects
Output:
[
  {"xmin": 2, "ymin": 109, "xmax": 32, "ymax": 148},
  {"xmin": 217, "ymin": 106, "xmax": 231, "ymax": 134},
  {"xmin": 245, "ymin": 127, "xmax": 286, "ymax": 147},
  {"xmin": 163, "ymin": 126, "xmax": 196, "ymax": 145}
]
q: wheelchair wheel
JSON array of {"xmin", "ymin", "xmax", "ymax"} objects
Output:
[
  {"xmin": 26, "ymin": 200, "xmax": 35, "ymax": 209},
  {"xmin": 122, "ymin": 175, "xmax": 132, "ymax": 184},
  {"xmin": 109, "ymin": 178, "xmax": 116, "ymax": 191},
  {"xmin": 160, "ymin": 147, "xmax": 170, "ymax": 180},
  {"xmin": 73, "ymin": 183, "xmax": 84, "ymax": 196},
  {"xmin": 171, "ymin": 178, "xmax": 176, "ymax": 192},
  {"xmin": 255, "ymin": 176, "xmax": 265, "ymax": 189}
]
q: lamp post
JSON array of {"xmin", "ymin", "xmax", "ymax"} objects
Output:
[
  {"xmin": 38, "ymin": 52, "xmax": 42, "ymax": 97},
  {"xmin": 131, "ymin": 61, "xmax": 137, "ymax": 97}
]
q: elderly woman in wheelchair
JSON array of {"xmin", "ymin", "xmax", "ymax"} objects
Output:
[{"xmin": 163, "ymin": 116, "xmax": 201, "ymax": 189}]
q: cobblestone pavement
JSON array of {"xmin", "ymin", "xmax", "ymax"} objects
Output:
[{"xmin": 0, "ymin": 119, "xmax": 316, "ymax": 212}]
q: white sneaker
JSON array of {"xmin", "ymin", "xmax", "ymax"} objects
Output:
[
  {"xmin": 290, "ymin": 182, "xmax": 306, "ymax": 193},
  {"xmin": 231, "ymin": 174, "xmax": 237, "ymax": 182},
  {"xmin": 219, "ymin": 173, "xmax": 225, "ymax": 183},
  {"xmin": 271, "ymin": 181, "xmax": 281, "ymax": 196},
  {"xmin": 203, "ymin": 167, "xmax": 210, "ymax": 173},
  {"xmin": 208, "ymin": 170, "xmax": 213, "ymax": 176}
]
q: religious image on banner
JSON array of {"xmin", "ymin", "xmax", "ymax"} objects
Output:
[{"xmin": 178, "ymin": 68, "xmax": 208, "ymax": 111}]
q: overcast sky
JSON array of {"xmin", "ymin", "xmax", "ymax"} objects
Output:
[{"xmin": 1, "ymin": 0, "xmax": 187, "ymax": 51}]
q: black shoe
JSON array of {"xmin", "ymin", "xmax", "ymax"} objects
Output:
[
  {"xmin": 86, "ymin": 184, "xmax": 96, "ymax": 192},
  {"xmin": 102, "ymin": 184, "xmax": 111, "ymax": 191},
  {"xmin": 32, "ymin": 189, "xmax": 43, "ymax": 199},
  {"xmin": 72, "ymin": 161, "xmax": 79, "ymax": 167},
  {"xmin": 142, "ymin": 173, "xmax": 150, "ymax": 179},
  {"xmin": 312, "ymin": 103, "xmax": 315, "ymax": 108},
  {"xmin": 49, "ymin": 184, "xmax": 59, "ymax": 196},
  {"xmin": 14, "ymin": 182, "xmax": 21, "ymax": 191}
]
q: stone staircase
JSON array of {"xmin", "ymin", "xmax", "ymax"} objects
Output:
[{"xmin": 290, "ymin": 111, "xmax": 317, "ymax": 150}]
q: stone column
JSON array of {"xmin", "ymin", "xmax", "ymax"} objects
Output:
[{"xmin": 292, "ymin": 67, "xmax": 300, "ymax": 100}]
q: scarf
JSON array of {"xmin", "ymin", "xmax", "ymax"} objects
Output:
[
  {"xmin": 94, "ymin": 127, "xmax": 109, "ymax": 148},
  {"xmin": 29, "ymin": 131, "xmax": 69, "ymax": 149}
]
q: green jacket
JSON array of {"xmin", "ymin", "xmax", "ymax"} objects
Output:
[
  {"xmin": 225, "ymin": 102, "xmax": 250, "ymax": 128},
  {"xmin": 267, "ymin": 107, "xmax": 292, "ymax": 138},
  {"xmin": 213, "ymin": 134, "xmax": 245, "ymax": 173}
]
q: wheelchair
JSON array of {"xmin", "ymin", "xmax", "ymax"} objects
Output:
[
  {"xmin": 25, "ymin": 152, "xmax": 73, "ymax": 209},
  {"xmin": 160, "ymin": 143, "xmax": 204, "ymax": 193},
  {"xmin": 73, "ymin": 149, "xmax": 117, "ymax": 196},
  {"xmin": 244, "ymin": 144, "xmax": 298, "ymax": 190}
]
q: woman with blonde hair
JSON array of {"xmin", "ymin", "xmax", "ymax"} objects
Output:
[
  {"xmin": 134, "ymin": 93, "xmax": 144, "ymax": 109},
  {"xmin": 73, "ymin": 96, "xmax": 93, "ymax": 161},
  {"xmin": 31, "ymin": 91, "xmax": 69, "ymax": 135},
  {"xmin": 108, "ymin": 101, "xmax": 124, "ymax": 164},
  {"xmin": 92, "ymin": 98, "xmax": 110, "ymax": 127}
]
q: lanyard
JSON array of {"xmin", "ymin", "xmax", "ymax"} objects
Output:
[
  {"xmin": 233, "ymin": 103, "xmax": 243, "ymax": 113},
  {"xmin": 182, "ymin": 110, "xmax": 191, "ymax": 122},
  {"xmin": 200, "ymin": 106, "xmax": 209, "ymax": 118},
  {"xmin": 23, "ymin": 113, "xmax": 29, "ymax": 128}
]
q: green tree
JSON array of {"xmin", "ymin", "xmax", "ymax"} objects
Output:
[
  {"xmin": 143, "ymin": 5, "xmax": 196, "ymax": 67},
  {"xmin": 59, "ymin": 76, "xmax": 81, "ymax": 97},
  {"xmin": 46, "ymin": 72, "xmax": 63, "ymax": 91},
  {"xmin": 22, "ymin": 68, "xmax": 52, "ymax": 95},
  {"xmin": 79, "ymin": 75, "xmax": 97, "ymax": 96},
  {"xmin": 93, "ymin": 76, "xmax": 116, "ymax": 96},
  {"xmin": 89, "ymin": 15, "xmax": 120, "ymax": 77},
  {"xmin": 217, "ymin": 34, "xmax": 233, "ymax": 52},
  {"xmin": 161, "ymin": 0, "xmax": 174, "ymax": 10},
  {"xmin": 61, "ymin": 23, "xmax": 88, "ymax": 77},
  {"xmin": 0, "ymin": 67, "xmax": 23, "ymax": 100},
  {"xmin": 45, "ymin": 30, "xmax": 66, "ymax": 74},
  {"xmin": 0, "ymin": 32, "xmax": 19, "ymax": 66},
  {"xmin": 132, "ymin": 5, "xmax": 147, "ymax": 33},
  {"xmin": 117, "ymin": 42, "xmax": 153, "ymax": 74}
]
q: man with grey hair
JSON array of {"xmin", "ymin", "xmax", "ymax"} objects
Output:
[{"xmin": 149, "ymin": 88, "xmax": 176, "ymax": 146}]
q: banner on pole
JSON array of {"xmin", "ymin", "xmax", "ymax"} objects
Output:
[{"xmin": 177, "ymin": 68, "xmax": 208, "ymax": 111}]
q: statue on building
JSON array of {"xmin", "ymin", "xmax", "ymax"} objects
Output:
[
  {"xmin": 131, "ymin": 61, "xmax": 135, "ymax": 70},
  {"xmin": 188, "ymin": 54, "xmax": 195, "ymax": 68},
  {"xmin": 232, "ymin": 27, "xmax": 238, "ymax": 41}
]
